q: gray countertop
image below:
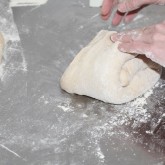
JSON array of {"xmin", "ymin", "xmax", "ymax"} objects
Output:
[{"xmin": 0, "ymin": 0, "xmax": 165, "ymax": 164}]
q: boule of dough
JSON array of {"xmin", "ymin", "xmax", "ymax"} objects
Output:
[
  {"xmin": 0, "ymin": 33, "xmax": 4, "ymax": 63},
  {"xmin": 60, "ymin": 30, "xmax": 161, "ymax": 104}
]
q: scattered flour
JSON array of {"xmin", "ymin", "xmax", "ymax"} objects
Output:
[
  {"xmin": 72, "ymin": 0, "xmax": 86, "ymax": 8},
  {"xmin": 96, "ymin": 146, "xmax": 105, "ymax": 162},
  {"xmin": 10, "ymin": 0, "xmax": 48, "ymax": 7},
  {"xmin": 133, "ymin": 14, "xmax": 144, "ymax": 21},
  {"xmin": 0, "ymin": 3, "xmax": 27, "ymax": 82},
  {"xmin": 36, "ymin": 84, "xmax": 157, "ymax": 162},
  {"xmin": 90, "ymin": 13, "xmax": 99, "ymax": 20},
  {"xmin": 57, "ymin": 105, "xmax": 73, "ymax": 112},
  {"xmin": 130, "ymin": 89, "xmax": 153, "ymax": 108},
  {"xmin": 0, "ymin": 1, "xmax": 164, "ymax": 164},
  {"xmin": 0, "ymin": 63, "xmax": 5, "ymax": 78}
]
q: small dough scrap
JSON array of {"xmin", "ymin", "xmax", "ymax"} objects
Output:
[
  {"xmin": 89, "ymin": 0, "xmax": 103, "ymax": 7},
  {"xmin": 60, "ymin": 30, "xmax": 162, "ymax": 104},
  {"xmin": 0, "ymin": 33, "xmax": 4, "ymax": 63}
]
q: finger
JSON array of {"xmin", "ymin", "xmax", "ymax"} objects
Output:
[
  {"xmin": 118, "ymin": 0, "xmax": 154, "ymax": 13},
  {"xmin": 111, "ymin": 32, "xmax": 132, "ymax": 42},
  {"xmin": 124, "ymin": 7, "xmax": 142, "ymax": 23},
  {"xmin": 111, "ymin": 26, "xmax": 157, "ymax": 43},
  {"xmin": 101, "ymin": 0, "xmax": 113, "ymax": 19},
  {"xmin": 135, "ymin": 26, "xmax": 162, "ymax": 43},
  {"xmin": 154, "ymin": 23, "xmax": 165, "ymax": 35},
  {"xmin": 118, "ymin": 42, "xmax": 151, "ymax": 55},
  {"xmin": 124, "ymin": 12, "xmax": 137, "ymax": 23},
  {"xmin": 118, "ymin": 42, "xmax": 165, "ymax": 66},
  {"xmin": 111, "ymin": 30, "xmax": 141, "ymax": 42},
  {"xmin": 111, "ymin": 9, "xmax": 139, "ymax": 26},
  {"xmin": 112, "ymin": 11, "xmax": 123, "ymax": 26},
  {"xmin": 101, "ymin": 12, "xmax": 111, "ymax": 20}
]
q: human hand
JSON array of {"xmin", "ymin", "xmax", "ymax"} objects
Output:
[
  {"xmin": 111, "ymin": 21, "xmax": 165, "ymax": 67},
  {"xmin": 101, "ymin": 0, "xmax": 143, "ymax": 25},
  {"xmin": 118, "ymin": 0, "xmax": 165, "ymax": 13},
  {"xmin": 101, "ymin": 0, "xmax": 117, "ymax": 21},
  {"xmin": 101, "ymin": 0, "xmax": 165, "ymax": 26}
]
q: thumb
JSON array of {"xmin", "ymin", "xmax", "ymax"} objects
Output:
[
  {"xmin": 118, "ymin": 42, "xmax": 151, "ymax": 55},
  {"xmin": 118, "ymin": 0, "xmax": 154, "ymax": 13}
]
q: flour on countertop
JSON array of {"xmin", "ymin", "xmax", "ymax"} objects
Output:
[
  {"xmin": 96, "ymin": 146, "xmax": 105, "ymax": 162},
  {"xmin": 33, "ymin": 81, "xmax": 159, "ymax": 162},
  {"xmin": 72, "ymin": 0, "xmax": 86, "ymax": 8},
  {"xmin": 0, "ymin": 3, "xmax": 27, "ymax": 82},
  {"xmin": 10, "ymin": 0, "xmax": 48, "ymax": 7},
  {"xmin": 57, "ymin": 104, "xmax": 73, "ymax": 112},
  {"xmin": 133, "ymin": 14, "xmax": 144, "ymax": 21}
]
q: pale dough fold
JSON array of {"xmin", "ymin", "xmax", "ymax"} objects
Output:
[{"xmin": 60, "ymin": 30, "xmax": 162, "ymax": 104}]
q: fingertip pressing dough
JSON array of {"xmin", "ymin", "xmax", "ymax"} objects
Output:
[
  {"xmin": 60, "ymin": 30, "xmax": 162, "ymax": 104},
  {"xmin": 0, "ymin": 32, "xmax": 4, "ymax": 63}
]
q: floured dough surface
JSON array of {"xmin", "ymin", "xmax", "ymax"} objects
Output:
[
  {"xmin": 0, "ymin": 32, "xmax": 4, "ymax": 63},
  {"xmin": 60, "ymin": 30, "xmax": 162, "ymax": 104}
]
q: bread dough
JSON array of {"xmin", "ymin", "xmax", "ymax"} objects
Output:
[
  {"xmin": 60, "ymin": 30, "xmax": 162, "ymax": 104},
  {"xmin": 0, "ymin": 33, "xmax": 4, "ymax": 63}
]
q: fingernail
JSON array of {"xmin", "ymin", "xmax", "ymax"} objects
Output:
[{"xmin": 110, "ymin": 34, "xmax": 116, "ymax": 42}]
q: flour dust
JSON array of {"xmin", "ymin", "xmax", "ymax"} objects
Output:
[{"xmin": 0, "ymin": 3, "xmax": 27, "ymax": 83}]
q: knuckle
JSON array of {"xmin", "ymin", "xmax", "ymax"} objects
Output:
[
  {"xmin": 149, "ymin": 43, "xmax": 156, "ymax": 52},
  {"xmin": 119, "ymin": 0, "xmax": 141, "ymax": 11},
  {"xmin": 152, "ymin": 33, "xmax": 160, "ymax": 41},
  {"xmin": 155, "ymin": 24, "xmax": 162, "ymax": 30},
  {"xmin": 149, "ymin": 0, "xmax": 159, "ymax": 3},
  {"xmin": 155, "ymin": 23, "xmax": 165, "ymax": 31},
  {"xmin": 128, "ymin": 0, "xmax": 146, "ymax": 9},
  {"xmin": 123, "ymin": 1, "xmax": 129, "ymax": 11},
  {"xmin": 132, "ymin": 0, "xmax": 140, "ymax": 8},
  {"xmin": 143, "ymin": 26, "xmax": 154, "ymax": 34},
  {"xmin": 123, "ymin": 0, "xmax": 134, "ymax": 11}
]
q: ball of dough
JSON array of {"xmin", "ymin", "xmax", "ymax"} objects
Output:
[{"xmin": 60, "ymin": 30, "xmax": 162, "ymax": 104}]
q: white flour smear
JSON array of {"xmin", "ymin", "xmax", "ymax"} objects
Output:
[
  {"xmin": 10, "ymin": 0, "xmax": 48, "ymax": 7},
  {"xmin": 33, "ymin": 84, "xmax": 158, "ymax": 163},
  {"xmin": 0, "ymin": 3, "xmax": 27, "ymax": 83}
]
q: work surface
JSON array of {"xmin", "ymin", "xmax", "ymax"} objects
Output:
[{"xmin": 0, "ymin": 0, "xmax": 165, "ymax": 164}]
